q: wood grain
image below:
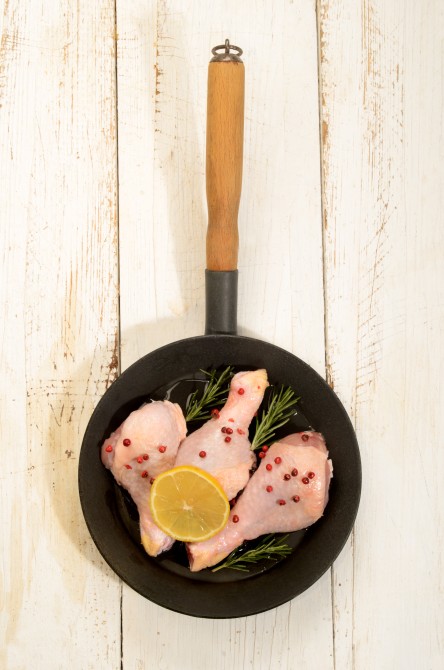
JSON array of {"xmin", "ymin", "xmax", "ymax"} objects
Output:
[
  {"xmin": 206, "ymin": 59, "xmax": 244, "ymax": 271},
  {"xmin": 319, "ymin": 1, "xmax": 444, "ymax": 668},
  {"xmin": 0, "ymin": 0, "xmax": 121, "ymax": 667}
]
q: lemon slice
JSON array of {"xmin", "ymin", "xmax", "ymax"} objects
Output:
[{"xmin": 150, "ymin": 465, "xmax": 230, "ymax": 542}]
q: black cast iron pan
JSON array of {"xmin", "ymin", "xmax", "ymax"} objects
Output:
[{"xmin": 79, "ymin": 41, "xmax": 361, "ymax": 619}]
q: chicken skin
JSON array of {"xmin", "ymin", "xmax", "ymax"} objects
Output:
[
  {"xmin": 187, "ymin": 432, "xmax": 333, "ymax": 571},
  {"xmin": 175, "ymin": 370, "xmax": 269, "ymax": 500},
  {"xmin": 101, "ymin": 400, "xmax": 187, "ymax": 556}
]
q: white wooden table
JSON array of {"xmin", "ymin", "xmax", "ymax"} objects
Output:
[{"xmin": 1, "ymin": 1, "xmax": 443, "ymax": 668}]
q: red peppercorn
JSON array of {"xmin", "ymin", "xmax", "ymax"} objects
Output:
[
  {"xmin": 143, "ymin": 454, "xmax": 149, "ymax": 461},
  {"xmin": 232, "ymin": 515, "xmax": 239, "ymax": 523},
  {"xmin": 225, "ymin": 427, "xmax": 233, "ymax": 435},
  {"xmin": 150, "ymin": 477, "xmax": 155, "ymax": 485},
  {"xmin": 278, "ymin": 499, "xmax": 286, "ymax": 506},
  {"xmin": 308, "ymin": 471, "xmax": 315, "ymax": 479},
  {"xmin": 274, "ymin": 457, "xmax": 282, "ymax": 464},
  {"xmin": 266, "ymin": 463, "xmax": 272, "ymax": 471},
  {"xmin": 261, "ymin": 445, "xmax": 269, "ymax": 452},
  {"xmin": 221, "ymin": 426, "xmax": 227, "ymax": 433},
  {"xmin": 211, "ymin": 408, "xmax": 220, "ymax": 418},
  {"xmin": 301, "ymin": 434, "xmax": 309, "ymax": 442},
  {"xmin": 284, "ymin": 474, "xmax": 291, "ymax": 481},
  {"xmin": 292, "ymin": 495, "xmax": 300, "ymax": 503},
  {"xmin": 141, "ymin": 471, "xmax": 149, "ymax": 478},
  {"xmin": 158, "ymin": 445, "xmax": 167, "ymax": 453},
  {"xmin": 105, "ymin": 445, "xmax": 113, "ymax": 453},
  {"xmin": 237, "ymin": 428, "xmax": 245, "ymax": 435},
  {"xmin": 291, "ymin": 468, "xmax": 298, "ymax": 477},
  {"xmin": 123, "ymin": 438, "xmax": 131, "ymax": 447},
  {"xmin": 266, "ymin": 485, "xmax": 273, "ymax": 492},
  {"xmin": 238, "ymin": 388, "xmax": 245, "ymax": 395},
  {"xmin": 258, "ymin": 452, "xmax": 266, "ymax": 459},
  {"xmin": 199, "ymin": 450, "xmax": 206, "ymax": 458},
  {"xmin": 124, "ymin": 464, "xmax": 132, "ymax": 469},
  {"xmin": 302, "ymin": 476, "xmax": 310, "ymax": 484},
  {"xmin": 224, "ymin": 436, "xmax": 231, "ymax": 443},
  {"xmin": 228, "ymin": 418, "xmax": 234, "ymax": 422},
  {"xmin": 137, "ymin": 457, "xmax": 143, "ymax": 464}
]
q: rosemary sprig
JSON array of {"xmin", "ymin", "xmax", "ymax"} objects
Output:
[
  {"xmin": 212, "ymin": 534, "xmax": 292, "ymax": 572},
  {"xmin": 251, "ymin": 386, "xmax": 300, "ymax": 450},
  {"xmin": 185, "ymin": 366, "xmax": 234, "ymax": 422}
]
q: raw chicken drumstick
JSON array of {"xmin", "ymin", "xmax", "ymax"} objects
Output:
[
  {"xmin": 175, "ymin": 369, "xmax": 269, "ymax": 500},
  {"xmin": 187, "ymin": 432, "xmax": 333, "ymax": 571},
  {"xmin": 101, "ymin": 400, "xmax": 187, "ymax": 556}
]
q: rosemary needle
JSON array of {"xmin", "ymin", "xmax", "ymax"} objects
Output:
[
  {"xmin": 251, "ymin": 386, "xmax": 300, "ymax": 451},
  {"xmin": 185, "ymin": 366, "xmax": 234, "ymax": 422},
  {"xmin": 212, "ymin": 534, "xmax": 292, "ymax": 572}
]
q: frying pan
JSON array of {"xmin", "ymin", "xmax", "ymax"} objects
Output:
[{"xmin": 78, "ymin": 40, "xmax": 361, "ymax": 618}]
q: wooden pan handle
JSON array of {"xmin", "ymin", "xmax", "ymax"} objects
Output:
[{"xmin": 206, "ymin": 45, "xmax": 245, "ymax": 271}]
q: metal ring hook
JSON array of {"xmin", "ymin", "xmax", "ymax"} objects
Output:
[{"xmin": 210, "ymin": 39, "xmax": 243, "ymax": 62}]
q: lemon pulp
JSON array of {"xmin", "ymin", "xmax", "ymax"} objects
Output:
[{"xmin": 150, "ymin": 465, "xmax": 230, "ymax": 542}]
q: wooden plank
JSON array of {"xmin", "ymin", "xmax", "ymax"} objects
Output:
[
  {"xmin": 319, "ymin": 0, "xmax": 444, "ymax": 668},
  {"xmin": 0, "ymin": 0, "xmax": 121, "ymax": 667},
  {"xmin": 117, "ymin": 0, "xmax": 326, "ymax": 375},
  {"xmin": 317, "ymin": 2, "xmax": 363, "ymax": 667},
  {"xmin": 116, "ymin": 1, "xmax": 332, "ymax": 668}
]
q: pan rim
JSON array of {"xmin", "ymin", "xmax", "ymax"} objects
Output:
[{"xmin": 78, "ymin": 334, "xmax": 362, "ymax": 618}]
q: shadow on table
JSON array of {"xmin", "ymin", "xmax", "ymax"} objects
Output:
[
  {"xmin": 44, "ymin": 313, "xmax": 263, "ymax": 583},
  {"xmin": 42, "ymin": 316, "xmax": 190, "ymax": 573}
]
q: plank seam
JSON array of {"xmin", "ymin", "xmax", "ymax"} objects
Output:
[
  {"xmin": 114, "ymin": 0, "xmax": 122, "ymax": 385},
  {"xmin": 113, "ymin": 0, "xmax": 123, "ymax": 666},
  {"xmin": 314, "ymin": 0, "xmax": 331, "ymax": 388},
  {"xmin": 315, "ymin": 2, "xmax": 336, "ymax": 669}
]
